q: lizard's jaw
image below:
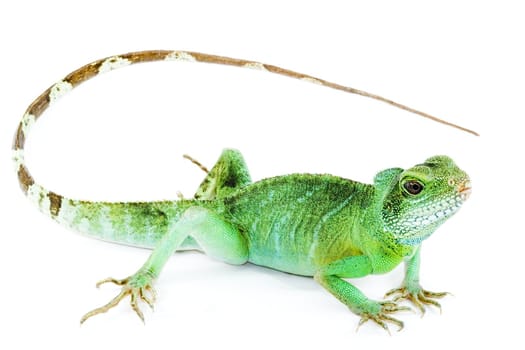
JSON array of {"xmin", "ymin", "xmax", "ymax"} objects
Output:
[
  {"xmin": 458, "ymin": 180, "xmax": 472, "ymax": 201},
  {"xmin": 385, "ymin": 182, "xmax": 471, "ymax": 246}
]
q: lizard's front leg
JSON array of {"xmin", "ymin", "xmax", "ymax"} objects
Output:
[
  {"xmin": 80, "ymin": 206, "xmax": 248, "ymax": 324},
  {"xmin": 385, "ymin": 246, "xmax": 448, "ymax": 314},
  {"xmin": 315, "ymin": 256, "xmax": 410, "ymax": 333}
]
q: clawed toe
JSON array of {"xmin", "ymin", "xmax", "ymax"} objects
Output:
[
  {"xmin": 385, "ymin": 287, "xmax": 449, "ymax": 315},
  {"xmin": 80, "ymin": 275, "xmax": 157, "ymax": 325},
  {"xmin": 357, "ymin": 314, "xmax": 403, "ymax": 334},
  {"xmin": 356, "ymin": 301, "xmax": 412, "ymax": 334},
  {"xmin": 96, "ymin": 277, "xmax": 128, "ymax": 288}
]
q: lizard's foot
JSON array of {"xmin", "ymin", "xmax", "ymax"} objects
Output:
[
  {"xmin": 385, "ymin": 286, "xmax": 449, "ymax": 315},
  {"xmin": 356, "ymin": 301, "xmax": 411, "ymax": 334},
  {"xmin": 80, "ymin": 272, "xmax": 157, "ymax": 324}
]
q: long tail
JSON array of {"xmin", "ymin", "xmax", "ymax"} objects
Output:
[{"xmin": 12, "ymin": 50, "xmax": 478, "ymax": 232}]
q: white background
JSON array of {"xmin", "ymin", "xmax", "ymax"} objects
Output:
[{"xmin": 0, "ymin": 1, "xmax": 522, "ymax": 348}]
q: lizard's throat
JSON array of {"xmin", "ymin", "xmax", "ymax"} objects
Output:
[{"xmin": 382, "ymin": 194, "xmax": 466, "ymax": 246}]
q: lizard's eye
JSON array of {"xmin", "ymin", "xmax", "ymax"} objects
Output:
[{"xmin": 403, "ymin": 180, "xmax": 424, "ymax": 195}]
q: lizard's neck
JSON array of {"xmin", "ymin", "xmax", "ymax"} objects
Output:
[
  {"xmin": 358, "ymin": 206, "xmax": 416, "ymax": 274},
  {"xmin": 373, "ymin": 226, "xmax": 417, "ymax": 259},
  {"xmin": 360, "ymin": 228, "xmax": 416, "ymax": 274}
]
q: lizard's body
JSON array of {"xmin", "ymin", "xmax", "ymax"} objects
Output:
[
  {"xmin": 40, "ymin": 173, "xmax": 388, "ymax": 277},
  {"xmin": 13, "ymin": 50, "xmax": 473, "ymax": 331},
  {"xmin": 227, "ymin": 174, "xmax": 385, "ymax": 276}
]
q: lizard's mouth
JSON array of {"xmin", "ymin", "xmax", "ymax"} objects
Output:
[{"xmin": 458, "ymin": 181, "xmax": 472, "ymax": 201}]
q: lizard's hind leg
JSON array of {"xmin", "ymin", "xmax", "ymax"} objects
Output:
[
  {"xmin": 177, "ymin": 148, "xmax": 252, "ymax": 251},
  {"xmin": 191, "ymin": 148, "xmax": 252, "ymax": 200},
  {"xmin": 80, "ymin": 206, "xmax": 248, "ymax": 324}
]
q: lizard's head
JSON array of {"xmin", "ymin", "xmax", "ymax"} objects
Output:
[{"xmin": 374, "ymin": 155, "xmax": 471, "ymax": 245}]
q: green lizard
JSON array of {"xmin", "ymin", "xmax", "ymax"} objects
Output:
[{"xmin": 12, "ymin": 50, "xmax": 473, "ymax": 331}]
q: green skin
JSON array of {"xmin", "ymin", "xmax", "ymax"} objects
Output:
[
  {"xmin": 12, "ymin": 50, "xmax": 475, "ymax": 331},
  {"xmin": 33, "ymin": 149, "xmax": 469, "ymax": 330}
]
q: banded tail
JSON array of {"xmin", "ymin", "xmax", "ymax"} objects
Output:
[{"xmin": 12, "ymin": 50, "xmax": 478, "ymax": 244}]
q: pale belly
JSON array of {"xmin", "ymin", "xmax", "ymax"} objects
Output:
[{"xmin": 248, "ymin": 252, "xmax": 318, "ymax": 276}]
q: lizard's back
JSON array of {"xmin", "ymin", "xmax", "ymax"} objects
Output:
[{"xmin": 223, "ymin": 174, "xmax": 374, "ymax": 276}]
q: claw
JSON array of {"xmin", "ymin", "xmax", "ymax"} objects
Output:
[
  {"xmin": 355, "ymin": 301, "xmax": 410, "ymax": 334},
  {"xmin": 384, "ymin": 288, "xmax": 397, "ymax": 298},
  {"xmin": 96, "ymin": 277, "xmax": 128, "ymax": 288},
  {"xmin": 424, "ymin": 290, "xmax": 450, "ymax": 298},
  {"xmin": 385, "ymin": 287, "xmax": 449, "ymax": 316},
  {"xmin": 357, "ymin": 315, "xmax": 392, "ymax": 335},
  {"xmin": 80, "ymin": 275, "xmax": 157, "ymax": 325},
  {"xmin": 80, "ymin": 289, "xmax": 130, "ymax": 324},
  {"xmin": 356, "ymin": 313, "xmax": 402, "ymax": 334},
  {"xmin": 380, "ymin": 301, "xmax": 412, "ymax": 313},
  {"xmin": 140, "ymin": 286, "xmax": 156, "ymax": 310},
  {"xmin": 418, "ymin": 291, "xmax": 445, "ymax": 314},
  {"xmin": 130, "ymin": 292, "xmax": 145, "ymax": 323},
  {"xmin": 407, "ymin": 293, "xmax": 426, "ymax": 315},
  {"xmin": 383, "ymin": 315, "xmax": 404, "ymax": 332},
  {"xmin": 183, "ymin": 154, "xmax": 209, "ymax": 173}
]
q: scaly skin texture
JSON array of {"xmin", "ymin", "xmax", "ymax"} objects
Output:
[{"xmin": 12, "ymin": 51, "xmax": 473, "ymax": 331}]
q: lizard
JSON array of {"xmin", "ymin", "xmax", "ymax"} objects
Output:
[{"xmin": 12, "ymin": 50, "xmax": 473, "ymax": 331}]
